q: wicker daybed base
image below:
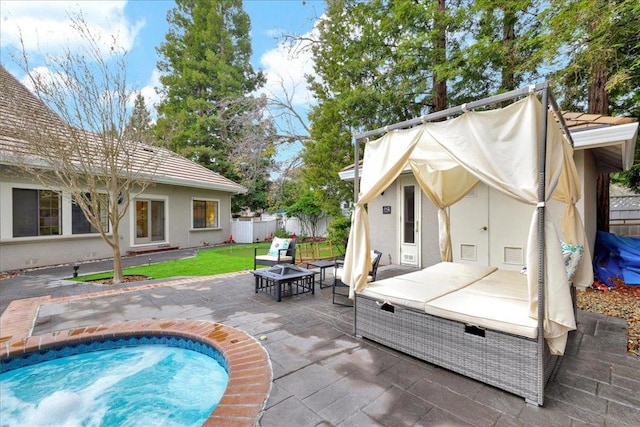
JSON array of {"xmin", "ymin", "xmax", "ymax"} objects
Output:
[{"xmin": 354, "ymin": 293, "xmax": 558, "ymax": 405}]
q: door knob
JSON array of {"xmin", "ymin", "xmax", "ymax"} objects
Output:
[{"xmin": 479, "ymin": 226, "xmax": 488, "ymax": 231}]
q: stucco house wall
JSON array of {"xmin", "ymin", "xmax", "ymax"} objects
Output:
[
  {"xmin": 367, "ymin": 189, "xmax": 397, "ymax": 265},
  {"xmin": 145, "ymin": 183, "xmax": 234, "ymax": 249},
  {"xmin": 366, "ymin": 175, "xmax": 446, "ymax": 268},
  {"xmin": 0, "ymin": 170, "xmax": 115, "ymax": 269},
  {"xmin": 0, "ymin": 65, "xmax": 246, "ymax": 273},
  {"xmin": 0, "ymin": 170, "xmax": 241, "ymax": 272},
  {"xmin": 578, "ymin": 150, "xmax": 598, "ymax": 255}
]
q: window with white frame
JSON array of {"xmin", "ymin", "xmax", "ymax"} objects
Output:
[
  {"xmin": 72, "ymin": 193, "xmax": 109, "ymax": 234},
  {"xmin": 192, "ymin": 199, "xmax": 219, "ymax": 229},
  {"xmin": 12, "ymin": 188, "xmax": 62, "ymax": 237}
]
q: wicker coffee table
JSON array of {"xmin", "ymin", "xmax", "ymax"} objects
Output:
[{"xmin": 252, "ymin": 264, "xmax": 315, "ymax": 302}]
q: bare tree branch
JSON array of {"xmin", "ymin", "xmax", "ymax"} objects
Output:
[{"xmin": 6, "ymin": 11, "xmax": 168, "ymax": 283}]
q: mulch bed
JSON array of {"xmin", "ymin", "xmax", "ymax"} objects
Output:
[
  {"xmin": 86, "ymin": 275, "xmax": 150, "ymax": 285},
  {"xmin": 577, "ymin": 283, "xmax": 640, "ymax": 356}
]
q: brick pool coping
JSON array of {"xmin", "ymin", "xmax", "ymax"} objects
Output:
[{"xmin": 0, "ymin": 318, "xmax": 272, "ymax": 426}]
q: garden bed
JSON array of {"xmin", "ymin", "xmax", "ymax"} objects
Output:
[{"xmin": 577, "ymin": 284, "xmax": 640, "ymax": 355}]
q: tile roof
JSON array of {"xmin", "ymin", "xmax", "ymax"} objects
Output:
[
  {"xmin": 0, "ymin": 66, "xmax": 246, "ymax": 194},
  {"xmin": 562, "ymin": 112, "xmax": 637, "ymax": 131}
]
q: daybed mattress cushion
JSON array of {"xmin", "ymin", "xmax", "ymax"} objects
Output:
[
  {"xmin": 425, "ymin": 269, "xmax": 538, "ymax": 338},
  {"xmin": 358, "ymin": 262, "xmax": 497, "ymax": 311}
]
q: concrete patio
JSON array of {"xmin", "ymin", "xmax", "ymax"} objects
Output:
[{"xmin": 1, "ymin": 260, "xmax": 639, "ymax": 426}]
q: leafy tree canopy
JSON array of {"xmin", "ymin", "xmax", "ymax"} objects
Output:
[
  {"xmin": 125, "ymin": 93, "xmax": 153, "ymax": 144},
  {"xmin": 285, "ymin": 190, "xmax": 327, "ymax": 239},
  {"xmin": 303, "ymin": 0, "xmax": 639, "ymax": 204},
  {"xmin": 154, "ymin": 0, "xmax": 274, "ymax": 210}
]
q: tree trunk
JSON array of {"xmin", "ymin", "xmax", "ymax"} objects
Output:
[
  {"xmin": 501, "ymin": 8, "xmax": 516, "ymax": 91},
  {"xmin": 596, "ymin": 174, "xmax": 610, "ymax": 232},
  {"xmin": 110, "ymin": 217, "xmax": 124, "ymax": 284},
  {"xmin": 589, "ymin": 62, "xmax": 611, "ymax": 232},
  {"xmin": 432, "ymin": 0, "xmax": 447, "ymax": 113},
  {"xmin": 112, "ymin": 241, "xmax": 124, "ymax": 284},
  {"xmin": 588, "ymin": 64, "xmax": 610, "ymax": 116}
]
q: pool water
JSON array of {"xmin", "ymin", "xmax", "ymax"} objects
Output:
[{"xmin": 0, "ymin": 345, "xmax": 229, "ymax": 427}]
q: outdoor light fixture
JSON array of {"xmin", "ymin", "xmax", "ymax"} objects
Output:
[{"xmin": 73, "ymin": 264, "xmax": 79, "ymax": 278}]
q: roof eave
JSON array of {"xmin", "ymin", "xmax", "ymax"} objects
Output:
[
  {"xmin": 0, "ymin": 157, "xmax": 248, "ymax": 194},
  {"xmin": 571, "ymin": 122, "xmax": 639, "ymax": 171},
  {"xmin": 154, "ymin": 176, "xmax": 248, "ymax": 194}
]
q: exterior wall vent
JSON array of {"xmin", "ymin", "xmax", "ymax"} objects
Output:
[{"xmin": 460, "ymin": 244, "xmax": 477, "ymax": 261}]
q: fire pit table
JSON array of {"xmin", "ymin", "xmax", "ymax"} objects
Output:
[{"xmin": 252, "ymin": 264, "xmax": 315, "ymax": 302}]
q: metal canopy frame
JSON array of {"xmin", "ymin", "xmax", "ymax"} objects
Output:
[
  {"xmin": 350, "ymin": 82, "xmax": 572, "ymax": 405},
  {"xmin": 352, "ymin": 82, "xmax": 572, "ymax": 201}
]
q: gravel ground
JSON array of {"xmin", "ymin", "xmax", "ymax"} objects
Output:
[{"xmin": 577, "ymin": 283, "xmax": 640, "ymax": 356}]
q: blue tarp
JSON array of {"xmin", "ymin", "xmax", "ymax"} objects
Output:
[{"xmin": 593, "ymin": 231, "xmax": 640, "ymax": 287}]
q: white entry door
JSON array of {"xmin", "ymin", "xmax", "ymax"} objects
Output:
[
  {"xmin": 399, "ymin": 177, "xmax": 420, "ymax": 267},
  {"xmin": 450, "ymin": 182, "xmax": 530, "ymax": 270},
  {"xmin": 450, "ymin": 183, "xmax": 489, "ymax": 265},
  {"xmin": 487, "ymin": 188, "xmax": 531, "ymax": 270}
]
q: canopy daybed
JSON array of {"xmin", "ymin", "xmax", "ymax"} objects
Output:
[{"xmin": 341, "ymin": 83, "xmax": 593, "ymax": 406}]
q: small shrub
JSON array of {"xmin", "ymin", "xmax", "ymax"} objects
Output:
[
  {"xmin": 274, "ymin": 229, "xmax": 290, "ymax": 238},
  {"xmin": 327, "ymin": 216, "xmax": 351, "ymax": 250}
]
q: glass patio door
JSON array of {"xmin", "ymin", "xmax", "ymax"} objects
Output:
[{"xmin": 135, "ymin": 199, "xmax": 165, "ymax": 244}]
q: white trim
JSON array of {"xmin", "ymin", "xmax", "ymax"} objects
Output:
[
  {"xmin": 5, "ymin": 184, "xmax": 63, "ymax": 239},
  {"xmin": 190, "ymin": 196, "xmax": 221, "ymax": 229},
  {"xmin": 398, "ymin": 176, "xmax": 421, "ymax": 267},
  {"xmin": 1, "ymin": 181, "xmax": 113, "ymax": 240},
  {"xmin": 571, "ymin": 122, "xmax": 638, "ymax": 171},
  {"xmin": 340, "ymin": 165, "xmax": 412, "ymax": 182},
  {"xmin": 130, "ymin": 194, "xmax": 169, "ymax": 247},
  {"xmin": 154, "ymin": 176, "xmax": 247, "ymax": 194},
  {"xmin": 0, "ymin": 233, "xmax": 109, "ymax": 245}
]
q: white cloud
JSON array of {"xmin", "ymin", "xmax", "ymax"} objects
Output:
[
  {"xmin": 258, "ymin": 24, "xmax": 320, "ymax": 108},
  {"xmin": 19, "ymin": 65, "xmax": 67, "ymax": 92},
  {"xmin": 0, "ymin": 1, "xmax": 144, "ymax": 57},
  {"xmin": 265, "ymin": 28, "xmax": 284, "ymax": 38},
  {"xmin": 137, "ymin": 68, "xmax": 162, "ymax": 121}
]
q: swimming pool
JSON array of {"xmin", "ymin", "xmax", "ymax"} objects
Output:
[
  {"xmin": 1, "ymin": 337, "xmax": 228, "ymax": 426},
  {"xmin": 0, "ymin": 319, "xmax": 272, "ymax": 426}
]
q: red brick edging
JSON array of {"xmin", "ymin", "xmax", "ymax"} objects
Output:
[{"xmin": 1, "ymin": 319, "xmax": 272, "ymax": 427}]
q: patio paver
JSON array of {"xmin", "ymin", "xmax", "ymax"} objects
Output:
[{"xmin": 1, "ymin": 264, "xmax": 639, "ymax": 426}]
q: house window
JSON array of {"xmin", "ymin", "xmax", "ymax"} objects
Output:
[
  {"xmin": 12, "ymin": 188, "xmax": 61, "ymax": 237},
  {"xmin": 72, "ymin": 193, "xmax": 109, "ymax": 234},
  {"xmin": 193, "ymin": 199, "xmax": 219, "ymax": 228}
]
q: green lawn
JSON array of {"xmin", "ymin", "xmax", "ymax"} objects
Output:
[{"xmin": 74, "ymin": 243, "xmax": 271, "ymax": 282}]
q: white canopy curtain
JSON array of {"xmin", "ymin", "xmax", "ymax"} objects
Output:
[
  {"xmin": 553, "ymin": 141, "xmax": 594, "ymax": 287},
  {"xmin": 342, "ymin": 94, "xmax": 592, "ymax": 355}
]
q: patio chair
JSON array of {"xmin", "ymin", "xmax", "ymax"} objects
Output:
[
  {"xmin": 333, "ymin": 250, "xmax": 382, "ymax": 306},
  {"xmin": 253, "ymin": 238, "xmax": 297, "ymax": 270}
]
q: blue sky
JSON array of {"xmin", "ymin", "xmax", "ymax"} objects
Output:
[{"xmin": 0, "ymin": 0, "xmax": 325, "ymax": 133}]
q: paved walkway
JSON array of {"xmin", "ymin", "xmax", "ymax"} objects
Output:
[{"xmin": 1, "ymin": 260, "xmax": 639, "ymax": 426}]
